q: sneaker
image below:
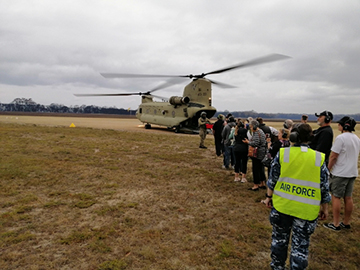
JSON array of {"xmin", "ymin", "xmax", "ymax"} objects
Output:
[
  {"xmin": 323, "ymin": 223, "xmax": 341, "ymax": 231},
  {"xmin": 240, "ymin": 178, "xmax": 247, "ymax": 183},
  {"xmin": 234, "ymin": 177, "xmax": 241, "ymax": 182},
  {"xmin": 199, "ymin": 145, "xmax": 207, "ymax": 149},
  {"xmin": 340, "ymin": 222, "xmax": 351, "ymax": 229}
]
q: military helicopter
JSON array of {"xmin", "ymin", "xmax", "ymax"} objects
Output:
[{"xmin": 75, "ymin": 54, "xmax": 290, "ymax": 133}]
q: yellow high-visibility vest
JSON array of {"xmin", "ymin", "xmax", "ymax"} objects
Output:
[{"xmin": 273, "ymin": 146, "xmax": 324, "ymax": 221}]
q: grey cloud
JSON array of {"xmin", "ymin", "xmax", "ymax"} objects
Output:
[{"xmin": 1, "ymin": 0, "xmax": 360, "ymax": 114}]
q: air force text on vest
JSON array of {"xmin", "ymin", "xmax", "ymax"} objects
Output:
[{"xmin": 279, "ymin": 183, "xmax": 316, "ymax": 197}]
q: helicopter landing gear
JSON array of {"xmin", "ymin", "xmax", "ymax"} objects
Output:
[
  {"xmin": 174, "ymin": 126, "xmax": 180, "ymax": 133},
  {"xmin": 145, "ymin": 123, "xmax": 151, "ymax": 129}
]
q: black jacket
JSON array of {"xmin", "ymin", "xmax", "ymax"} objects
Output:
[
  {"xmin": 309, "ymin": 125, "xmax": 333, "ymax": 162},
  {"xmin": 212, "ymin": 119, "xmax": 224, "ymax": 140},
  {"xmin": 233, "ymin": 127, "xmax": 249, "ymax": 153},
  {"xmin": 259, "ymin": 123, "xmax": 271, "ymax": 140}
]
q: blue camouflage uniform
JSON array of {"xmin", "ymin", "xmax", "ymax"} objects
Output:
[{"xmin": 267, "ymin": 144, "xmax": 331, "ymax": 270}]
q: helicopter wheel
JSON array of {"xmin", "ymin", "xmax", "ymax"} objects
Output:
[
  {"xmin": 174, "ymin": 126, "xmax": 180, "ymax": 133},
  {"xmin": 145, "ymin": 123, "xmax": 151, "ymax": 129}
]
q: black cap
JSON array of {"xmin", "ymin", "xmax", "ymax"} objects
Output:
[
  {"xmin": 228, "ymin": 116, "xmax": 235, "ymax": 122},
  {"xmin": 337, "ymin": 116, "xmax": 356, "ymax": 131},
  {"xmin": 315, "ymin": 110, "xmax": 333, "ymax": 120}
]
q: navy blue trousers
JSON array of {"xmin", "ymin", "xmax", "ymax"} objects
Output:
[{"xmin": 269, "ymin": 208, "xmax": 317, "ymax": 270}]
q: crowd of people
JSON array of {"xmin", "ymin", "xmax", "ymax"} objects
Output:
[
  {"xmin": 210, "ymin": 113, "xmax": 295, "ymax": 189},
  {"xmin": 199, "ymin": 110, "xmax": 360, "ymax": 270}
]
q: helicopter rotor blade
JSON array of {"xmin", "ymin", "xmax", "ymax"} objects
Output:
[
  {"xmin": 100, "ymin": 73, "xmax": 183, "ymax": 79},
  {"xmin": 74, "ymin": 92, "xmax": 169, "ymax": 101},
  {"xmin": 74, "ymin": 93, "xmax": 142, "ymax": 97},
  {"xmin": 208, "ymin": 79, "xmax": 237, "ymax": 88},
  {"xmin": 148, "ymin": 77, "xmax": 189, "ymax": 93},
  {"xmin": 96, "ymin": 54, "xmax": 291, "ymax": 94},
  {"xmin": 204, "ymin": 54, "xmax": 291, "ymax": 76},
  {"xmin": 148, "ymin": 94, "xmax": 169, "ymax": 101},
  {"xmin": 100, "ymin": 54, "xmax": 290, "ymax": 81}
]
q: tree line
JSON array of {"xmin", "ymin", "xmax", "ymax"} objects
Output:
[
  {"xmin": 1, "ymin": 98, "xmax": 359, "ymax": 121},
  {"xmin": 0, "ymin": 98, "xmax": 135, "ymax": 115}
]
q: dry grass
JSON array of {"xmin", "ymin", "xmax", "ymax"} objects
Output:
[{"xmin": 0, "ymin": 120, "xmax": 359, "ymax": 269}]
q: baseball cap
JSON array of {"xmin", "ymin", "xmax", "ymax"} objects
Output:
[
  {"xmin": 228, "ymin": 116, "xmax": 235, "ymax": 122},
  {"xmin": 315, "ymin": 111, "xmax": 333, "ymax": 120},
  {"xmin": 337, "ymin": 116, "xmax": 356, "ymax": 131}
]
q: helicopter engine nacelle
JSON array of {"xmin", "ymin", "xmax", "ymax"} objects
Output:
[{"xmin": 169, "ymin": 96, "xmax": 190, "ymax": 105}]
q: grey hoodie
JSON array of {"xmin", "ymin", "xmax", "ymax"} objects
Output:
[{"xmin": 222, "ymin": 122, "xmax": 236, "ymax": 146}]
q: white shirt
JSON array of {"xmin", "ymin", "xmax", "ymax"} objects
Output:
[{"xmin": 331, "ymin": 132, "xmax": 360, "ymax": 177}]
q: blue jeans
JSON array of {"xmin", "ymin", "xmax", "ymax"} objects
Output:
[{"xmin": 224, "ymin": 144, "xmax": 235, "ymax": 168}]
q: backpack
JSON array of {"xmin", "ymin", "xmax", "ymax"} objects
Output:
[{"xmin": 228, "ymin": 127, "xmax": 236, "ymax": 146}]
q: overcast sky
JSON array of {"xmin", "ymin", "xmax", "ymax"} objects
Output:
[{"xmin": 1, "ymin": 0, "xmax": 360, "ymax": 114}]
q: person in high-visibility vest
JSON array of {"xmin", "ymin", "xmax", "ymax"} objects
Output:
[{"xmin": 263, "ymin": 123, "xmax": 331, "ymax": 270}]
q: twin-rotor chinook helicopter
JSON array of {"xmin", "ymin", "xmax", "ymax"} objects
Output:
[{"xmin": 76, "ymin": 54, "xmax": 290, "ymax": 133}]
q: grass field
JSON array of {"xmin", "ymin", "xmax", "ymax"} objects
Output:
[{"xmin": 0, "ymin": 117, "xmax": 359, "ymax": 269}]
